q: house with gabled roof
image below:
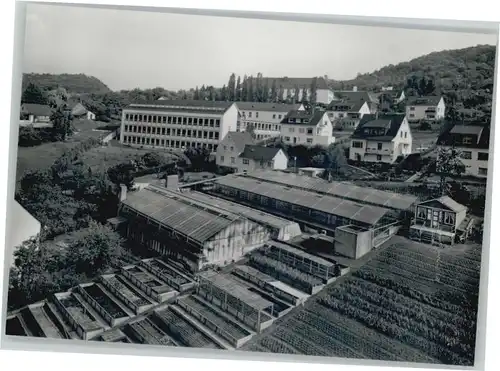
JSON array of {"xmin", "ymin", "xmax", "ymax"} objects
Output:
[
  {"xmin": 216, "ymin": 131, "xmax": 256, "ymax": 172},
  {"xmin": 238, "ymin": 145, "xmax": 288, "ymax": 173},
  {"xmin": 66, "ymin": 101, "xmax": 96, "ymax": 120},
  {"xmin": 279, "ymin": 109, "xmax": 334, "ymax": 147},
  {"xmin": 406, "ymin": 95, "xmax": 445, "ymax": 123},
  {"xmin": 326, "ymin": 99, "xmax": 371, "ymax": 130},
  {"xmin": 436, "ymin": 123, "xmax": 490, "ymax": 178},
  {"xmin": 409, "ymin": 196, "xmax": 473, "ymax": 246},
  {"xmin": 20, "ymin": 103, "xmax": 52, "ymax": 123},
  {"xmin": 332, "ymin": 89, "xmax": 379, "ymax": 114},
  {"xmin": 349, "ymin": 113, "xmax": 412, "ymax": 164}
]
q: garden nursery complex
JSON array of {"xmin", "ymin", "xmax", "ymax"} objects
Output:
[{"xmin": 6, "ymin": 11, "xmax": 494, "ymax": 367}]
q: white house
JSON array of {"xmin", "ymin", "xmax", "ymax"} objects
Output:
[
  {"xmin": 20, "ymin": 103, "xmax": 52, "ymax": 123},
  {"xmin": 235, "ymin": 102, "xmax": 304, "ymax": 140},
  {"xmin": 406, "ymin": 96, "xmax": 446, "ymax": 122},
  {"xmin": 349, "ymin": 114, "xmax": 413, "ymax": 164},
  {"xmin": 280, "ymin": 109, "xmax": 334, "ymax": 147},
  {"xmin": 326, "ymin": 100, "xmax": 371, "ymax": 130},
  {"xmin": 436, "ymin": 124, "xmax": 490, "ymax": 178},
  {"xmin": 216, "ymin": 131, "xmax": 256, "ymax": 171},
  {"xmin": 120, "ymin": 100, "xmax": 239, "ymax": 152},
  {"xmin": 237, "ymin": 145, "xmax": 288, "ymax": 173},
  {"xmin": 261, "ymin": 77, "xmax": 335, "ymax": 105},
  {"xmin": 68, "ymin": 102, "xmax": 96, "ymax": 120},
  {"xmin": 332, "ymin": 89, "xmax": 379, "ymax": 114}
]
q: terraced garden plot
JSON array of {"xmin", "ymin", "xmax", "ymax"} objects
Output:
[
  {"xmin": 127, "ymin": 318, "xmax": 176, "ymax": 346},
  {"xmin": 58, "ymin": 294, "xmax": 102, "ymax": 332},
  {"xmin": 29, "ymin": 306, "xmax": 64, "ymax": 339},
  {"xmin": 82, "ymin": 284, "xmax": 128, "ymax": 319},
  {"xmin": 247, "ymin": 288, "xmax": 292, "ymax": 316},
  {"xmin": 105, "ymin": 275, "xmax": 151, "ymax": 307},
  {"xmin": 147, "ymin": 259, "xmax": 190, "ymax": 285},
  {"xmin": 152, "ymin": 308, "xmax": 220, "ymax": 349},
  {"xmin": 243, "ymin": 239, "xmax": 480, "ymax": 366},
  {"xmin": 179, "ymin": 296, "xmax": 251, "ymax": 340}
]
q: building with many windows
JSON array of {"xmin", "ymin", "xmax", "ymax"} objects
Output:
[
  {"xmin": 326, "ymin": 99, "xmax": 371, "ymax": 130},
  {"xmin": 405, "ymin": 96, "xmax": 446, "ymax": 123},
  {"xmin": 120, "ymin": 100, "xmax": 238, "ymax": 152},
  {"xmin": 235, "ymin": 102, "xmax": 304, "ymax": 140},
  {"xmin": 279, "ymin": 109, "xmax": 334, "ymax": 147},
  {"xmin": 436, "ymin": 123, "xmax": 490, "ymax": 178},
  {"xmin": 349, "ymin": 114, "xmax": 412, "ymax": 164}
]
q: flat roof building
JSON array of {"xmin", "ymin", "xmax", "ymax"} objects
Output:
[{"xmin": 120, "ymin": 100, "xmax": 238, "ymax": 152}]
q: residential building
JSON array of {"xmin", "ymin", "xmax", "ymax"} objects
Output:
[
  {"xmin": 326, "ymin": 99, "xmax": 371, "ymax": 130},
  {"xmin": 406, "ymin": 96, "xmax": 445, "ymax": 122},
  {"xmin": 349, "ymin": 114, "xmax": 413, "ymax": 164},
  {"xmin": 409, "ymin": 196, "xmax": 473, "ymax": 245},
  {"xmin": 280, "ymin": 109, "xmax": 334, "ymax": 147},
  {"xmin": 120, "ymin": 100, "xmax": 239, "ymax": 152},
  {"xmin": 20, "ymin": 103, "xmax": 52, "ymax": 123},
  {"xmin": 67, "ymin": 102, "xmax": 96, "ymax": 120},
  {"xmin": 259, "ymin": 77, "xmax": 335, "ymax": 105},
  {"xmin": 436, "ymin": 124, "xmax": 490, "ymax": 178},
  {"xmin": 216, "ymin": 131, "xmax": 256, "ymax": 171},
  {"xmin": 332, "ymin": 89, "xmax": 379, "ymax": 113},
  {"xmin": 235, "ymin": 102, "xmax": 304, "ymax": 140},
  {"xmin": 238, "ymin": 145, "xmax": 288, "ymax": 173}
]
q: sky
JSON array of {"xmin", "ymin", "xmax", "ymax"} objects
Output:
[{"xmin": 23, "ymin": 3, "xmax": 497, "ymax": 92}]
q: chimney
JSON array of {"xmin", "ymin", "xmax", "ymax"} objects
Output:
[
  {"xmin": 375, "ymin": 112, "xmax": 379, "ymax": 120},
  {"xmin": 353, "ymin": 86, "xmax": 358, "ymax": 92},
  {"xmin": 165, "ymin": 174, "xmax": 179, "ymax": 190},
  {"xmin": 119, "ymin": 184, "xmax": 127, "ymax": 202}
]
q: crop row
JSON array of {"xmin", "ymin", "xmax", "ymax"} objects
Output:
[
  {"xmin": 303, "ymin": 304, "xmax": 437, "ymax": 363},
  {"xmin": 346, "ymin": 278, "xmax": 472, "ymax": 329},
  {"xmin": 332, "ymin": 283, "xmax": 474, "ymax": 352},
  {"xmin": 259, "ymin": 337, "xmax": 300, "ymax": 354},
  {"xmin": 380, "ymin": 250, "xmax": 480, "ymax": 285},
  {"xmin": 319, "ymin": 296, "xmax": 471, "ymax": 365},
  {"xmin": 353, "ymin": 268, "xmax": 477, "ymax": 320},
  {"xmin": 271, "ymin": 326, "xmax": 328, "ymax": 356}
]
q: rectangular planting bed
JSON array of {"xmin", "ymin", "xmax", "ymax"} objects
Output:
[{"xmin": 78, "ymin": 283, "xmax": 130, "ymax": 326}]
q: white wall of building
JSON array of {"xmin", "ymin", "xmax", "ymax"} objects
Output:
[
  {"xmin": 406, "ymin": 97, "xmax": 446, "ymax": 122},
  {"xmin": 280, "ymin": 112, "xmax": 334, "ymax": 147},
  {"xmin": 216, "ymin": 135, "xmax": 246, "ymax": 170},
  {"xmin": 237, "ymin": 149, "xmax": 288, "ymax": 173},
  {"xmin": 120, "ymin": 104, "xmax": 237, "ymax": 151}
]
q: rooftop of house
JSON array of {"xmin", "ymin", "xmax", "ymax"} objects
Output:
[
  {"xmin": 221, "ymin": 131, "xmax": 256, "ymax": 153},
  {"xmin": 235, "ymin": 102, "xmax": 302, "ymax": 113},
  {"xmin": 437, "ymin": 123, "xmax": 490, "ymax": 149},
  {"xmin": 327, "ymin": 99, "xmax": 367, "ymax": 112},
  {"xmin": 21, "ymin": 103, "xmax": 52, "ymax": 117},
  {"xmin": 419, "ymin": 196, "xmax": 467, "ymax": 213},
  {"xmin": 239, "ymin": 145, "xmax": 283, "ymax": 162},
  {"xmin": 280, "ymin": 109, "xmax": 326, "ymax": 126},
  {"xmin": 260, "ymin": 77, "xmax": 329, "ymax": 90},
  {"xmin": 351, "ymin": 114, "xmax": 407, "ymax": 142},
  {"xmin": 125, "ymin": 100, "xmax": 234, "ymax": 114},
  {"xmin": 406, "ymin": 96, "xmax": 443, "ymax": 106},
  {"xmin": 332, "ymin": 91, "xmax": 378, "ymax": 104}
]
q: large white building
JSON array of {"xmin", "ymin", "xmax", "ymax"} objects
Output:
[
  {"xmin": 280, "ymin": 109, "xmax": 335, "ymax": 147},
  {"xmin": 436, "ymin": 124, "xmax": 490, "ymax": 178},
  {"xmin": 120, "ymin": 100, "xmax": 238, "ymax": 152},
  {"xmin": 261, "ymin": 77, "xmax": 335, "ymax": 105},
  {"xmin": 349, "ymin": 114, "xmax": 413, "ymax": 164},
  {"xmin": 235, "ymin": 102, "xmax": 304, "ymax": 140},
  {"xmin": 326, "ymin": 100, "xmax": 371, "ymax": 130},
  {"xmin": 406, "ymin": 96, "xmax": 446, "ymax": 123}
]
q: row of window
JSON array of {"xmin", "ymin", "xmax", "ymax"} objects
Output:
[
  {"xmin": 122, "ymin": 135, "xmax": 218, "ymax": 150},
  {"xmin": 461, "ymin": 151, "xmax": 489, "ymax": 161},
  {"xmin": 284, "ymin": 136, "xmax": 313, "ymax": 144},
  {"xmin": 241, "ymin": 122, "xmax": 281, "ymax": 131},
  {"xmin": 241, "ymin": 112, "xmax": 285, "ymax": 120},
  {"xmin": 123, "ymin": 125, "xmax": 220, "ymax": 140},
  {"xmin": 288, "ymin": 127, "xmax": 319, "ymax": 135},
  {"xmin": 124, "ymin": 113, "xmax": 221, "ymax": 128}
]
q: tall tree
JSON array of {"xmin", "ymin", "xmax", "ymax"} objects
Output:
[
  {"xmin": 436, "ymin": 146, "xmax": 466, "ymax": 195},
  {"xmin": 21, "ymin": 82, "xmax": 48, "ymax": 105},
  {"xmin": 310, "ymin": 77, "xmax": 318, "ymax": 104},
  {"xmin": 193, "ymin": 86, "xmax": 200, "ymax": 100},
  {"xmin": 235, "ymin": 76, "xmax": 242, "ymax": 101},
  {"xmin": 241, "ymin": 75, "xmax": 248, "ymax": 102},
  {"xmin": 51, "ymin": 107, "xmax": 73, "ymax": 141},
  {"xmin": 227, "ymin": 73, "xmax": 236, "ymax": 101},
  {"xmin": 247, "ymin": 76, "xmax": 255, "ymax": 101},
  {"xmin": 293, "ymin": 84, "xmax": 300, "ymax": 103},
  {"xmin": 270, "ymin": 79, "xmax": 278, "ymax": 102},
  {"xmin": 262, "ymin": 78, "xmax": 270, "ymax": 103}
]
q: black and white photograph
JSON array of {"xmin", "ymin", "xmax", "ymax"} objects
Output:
[{"xmin": 2, "ymin": 2, "xmax": 497, "ymax": 368}]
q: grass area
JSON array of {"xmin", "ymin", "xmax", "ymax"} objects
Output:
[
  {"xmin": 243, "ymin": 237, "xmax": 481, "ymax": 366},
  {"xmin": 16, "ymin": 119, "xmax": 115, "ymax": 182}
]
